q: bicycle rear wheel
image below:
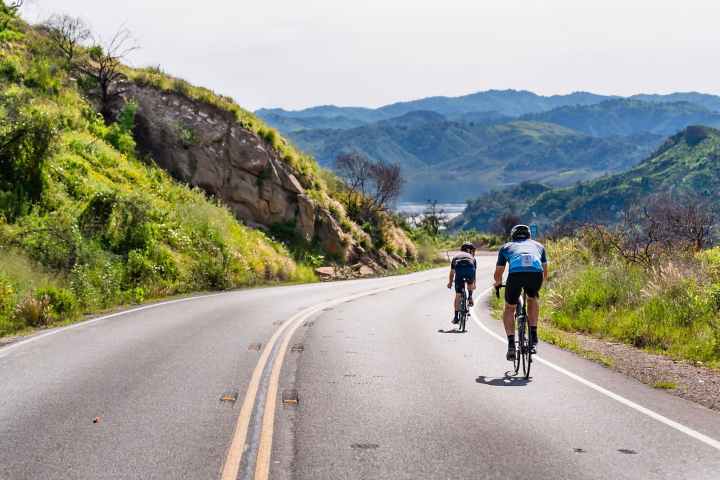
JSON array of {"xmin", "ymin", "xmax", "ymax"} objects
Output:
[
  {"xmin": 517, "ymin": 317, "xmax": 528, "ymax": 378},
  {"xmin": 524, "ymin": 343, "xmax": 532, "ymax": 379},
  {"xmin": 519, "ymin": 319, "xmax": 531, "ymax": 378}
]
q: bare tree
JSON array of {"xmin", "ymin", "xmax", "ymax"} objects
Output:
[
  {"xmin": 645, "ymin": 193, "xmax": 714, "ymax": 251},
  {"xmin": 494, "ymin": 212, "xmax": 521, "ymax": 238},
  {"xmin": 421, "ymin": 200, "xmax": 446, "ymax": 236},
  {"xmin": 335, "ymin": 152, "xmax": 404, "ymax": 219},
  {"xmin": 580, "ymin": 193, "xmax": 715, "ymax": 270},
  {"xmin": 44, "ymin": 14, "xmax": 91, "ymax": 65},
  {"xmin": 368, "ymin": 161, "xmax": 403, "ymax": 211},
  {"xmin": 5, "ymin": 0, "xmax": 23, "ymax": 12},
  {"xmin": 75, "ymin": 27, "xmax": 138, "ymax": 120}
]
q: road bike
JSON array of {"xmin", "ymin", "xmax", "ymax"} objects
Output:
[
  {"xmin": 457, "ymin": 281, "xmax": 470, "ymax": 333},
  {"xmin": 496, "ymin": 285, "xmax": 532, "ymax": 379}
]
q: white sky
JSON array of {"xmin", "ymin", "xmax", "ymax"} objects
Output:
[{"xmin": 20, "ymin": 0, "xmax": 720, "ymax": 111}]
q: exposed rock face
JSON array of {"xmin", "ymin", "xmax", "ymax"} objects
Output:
[{"xmin": 117, "ymin": 83, "xmax": 351, "ymax": 255}]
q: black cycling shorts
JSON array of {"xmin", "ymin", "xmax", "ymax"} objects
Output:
[
  {"xmin": 454, "ymin": 263, "xmax": 476, "ymax": 293},
  {"xmin": 505, "ymin": 272, "xmax": 543, "ymax": 305}
]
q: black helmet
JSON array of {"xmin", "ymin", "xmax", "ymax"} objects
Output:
[
  {"xmin": 510, "ymin": 224, "xmax": 531, "ymax": 241},
  {"xmin": 460, "ymin": 242, "xmax": 475, "ymax": 253}
]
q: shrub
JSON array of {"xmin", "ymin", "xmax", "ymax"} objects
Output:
[
  {"xmin": 0, "ymin": 272, "xmax": 15, "ymax": 318},
  {"xmin": 17, "ymin": 211, "xmax": 82, "ymax": 270},
  {"xmin": 103, "ymin": 101, "xmax": 137, "ymax": 156},
  {"xmin": 24, "ymin": 57, "xmax": 60, "ymax": 95},
  {"xmin": 35, "ymin": 286, "xmax": 78, "ymax": 319},
  {"xmin": 0, "ymin": 107, "xmax": 56, "ymax": 220},
  {"xmin": 0, "ymin": 54, "xmax": 22, "ymax": 81},
  {"xmin": 172, "ymin": 78, "xmax": 192, "ymax": 96},
  {"xmin": 15, "ymin": 294, "xmax": 52, "ymax": 327}
]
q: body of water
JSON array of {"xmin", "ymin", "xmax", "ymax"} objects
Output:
[{"xmin": 395, "ymin": 202, "xmax": 466, "ymax": 221}]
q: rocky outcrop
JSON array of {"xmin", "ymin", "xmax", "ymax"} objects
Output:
[{"xmin": 115, "ymin": 83, "xmax": 350, "ymax": 258}]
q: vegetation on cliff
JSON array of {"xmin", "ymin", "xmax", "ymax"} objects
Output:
[{"xmin": 0, "ymin": 4, "xmax": 378, "ymax": 337}]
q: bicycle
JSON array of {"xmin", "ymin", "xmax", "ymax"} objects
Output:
[
  {"xmin": 495, "ymin": 285, "xmax": 532, "ymax": 379},
  {"xmin": 457, "ymin": 281, "xmax": 470, "ymax": 333}
]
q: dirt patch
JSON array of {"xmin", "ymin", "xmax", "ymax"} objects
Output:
[{"xmin": 562, "ymin": 331, "xmax": 720, "ymax": 412}]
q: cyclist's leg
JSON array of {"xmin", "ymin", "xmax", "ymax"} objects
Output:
[
  {"xmin": 524, "ymin": 272, "xmax": 544, "ymax": 345},
  {"xmin": 527, "ymin": 297, "xmax": 539, "ymax": 327},
  {"xmin": 467, "ymin": 267, "xmax": 477, "ymax": 306},
  {"xmin": 504, "ymin": 274, "xmax": 523, "ymax": 359},
  {"xmin": 452, "ymin": 276, "xmax": 464, "ymax": 323}
]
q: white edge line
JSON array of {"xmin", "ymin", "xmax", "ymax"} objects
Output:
[
  {"xmin": 0, "ymin": 292, "xmax": 227, "ymax": 359},
  {"xmin": 471, "ymin": 287, "xmax": 720, "ymax": 452}
]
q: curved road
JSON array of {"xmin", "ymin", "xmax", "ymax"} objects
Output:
[{"xmin": 1, "ymin": 255, "xmax": 719, "ymax": 479}]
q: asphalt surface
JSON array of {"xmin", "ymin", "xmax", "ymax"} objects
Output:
[{"xmin": 1, "ymin": 256, "xmax": 719, "ymax": 479}]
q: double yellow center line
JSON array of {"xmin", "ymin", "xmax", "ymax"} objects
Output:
[{"xmin": 219, "ymin": 277, "xmax": 434, "ymax": 480}]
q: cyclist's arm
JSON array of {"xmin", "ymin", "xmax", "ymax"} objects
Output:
[
  {"xmin": 493, "ymin": 265, "xmax": 505, "ymax": 287},
  {"xmin": 542, "ymin": 262, "xmax": 548, "ymax": 281},
  {"xmin": 495, "ymin": 247, "xmax": 507, "ymax": 287},
  {"xmin": 447, "ymin": 267, "xmax": 455, "ymax": 289},
  {"xmin": 541, "ymin": 246, "xmax": 548, "ymax": 282}
]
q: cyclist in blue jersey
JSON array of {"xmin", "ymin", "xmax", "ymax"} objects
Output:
[
  {"xmin": 447, "ymin": 242, "xmax": 477, "ymax": 325},
  {"xmin": 493, "ymin": 225, "xmax": 548, "ymax": 361}
]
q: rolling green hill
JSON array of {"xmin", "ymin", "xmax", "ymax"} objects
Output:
[
  {"xmin": 258, "ymin": 91, "xmax": 720, "ymax": 202},
  {"xmin": 256, "ymin": 90, "xmax": 720, "ymax": 133},
  {"xmin": 289, "ymin": 113, "xmax": 659, "ymax": 201},
  {"xmin": 257, "ymin": 90, "xmax": 615, "ymax": 127},
  {"xmin": 522, "ymin": 99, "xmax": 720, "ymax": 137},
  {"xmin": 453, "ymin": 126, "xmax": 720, "ymax": 231}
]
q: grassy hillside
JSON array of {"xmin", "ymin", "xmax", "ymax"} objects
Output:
[
  {"xmin": 455, "ymin": 126, "xmax": 720, "ymax": 230},
  {"xmin": 0, "ymin": 5, "xmax": 323, "ymax": 337}
]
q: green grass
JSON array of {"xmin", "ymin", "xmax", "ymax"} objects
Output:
[
  {"xmin": 652, "ymin": 380, "xmax": 678, "ymax": 390},
  {"xmin": 541, "ymin": 240, "xmax": 720, "ymax": 368}
]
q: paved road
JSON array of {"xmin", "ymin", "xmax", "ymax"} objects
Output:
[{"xmin": 1, "ymin": 256, "xmax": 719, "ymax": 479}]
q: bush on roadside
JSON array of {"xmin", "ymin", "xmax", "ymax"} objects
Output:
[
  {"xmin": 34, "ymin": 285, "xmax": 79, "ymax": 320},
  {"xmin": 14, "ymin": 294, "xmax": 52, "ymax": 327},
  {"xmin": 541, "ymin": 235, "xmax": 720, "ymax": 366}
]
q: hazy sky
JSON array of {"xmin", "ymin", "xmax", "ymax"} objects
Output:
[{"xmin": 20, "ymin": 0, "xmax": 720, "ymax": 111}]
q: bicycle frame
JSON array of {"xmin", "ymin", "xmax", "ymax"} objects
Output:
[
  {"xmin": 457, "ymin": 281, "xmax": 469, "ymax": 332},
  {"xmin": 496, "ymin": 285, "xmax": 532, "ymax": 378}
]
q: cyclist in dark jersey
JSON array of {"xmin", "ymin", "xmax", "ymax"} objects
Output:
[
  {"xmin": 494, "ymin": 225, "xmax": 548, "ymax": 361},
  {"xmin": 447, "ymin": 242, "xmax": 477, "ymax": 325}
]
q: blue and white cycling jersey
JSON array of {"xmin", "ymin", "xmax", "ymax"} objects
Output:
[{"xmin": 497, "ymin": 239, "xmax": 547, "ymax": 273}]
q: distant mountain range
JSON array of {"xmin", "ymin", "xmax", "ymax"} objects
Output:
[
  {"xmin": 450, "ymin": 126, "xmax": 720, "ymax": 231},
  {"xmin": 256, "ymin": 89, "xmax": 720, "ymax": 201}
]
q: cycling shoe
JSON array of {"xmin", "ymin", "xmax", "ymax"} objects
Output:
[{"xmin": 506, "ymin": 348, "xmax": 516, "ymax": 361}]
